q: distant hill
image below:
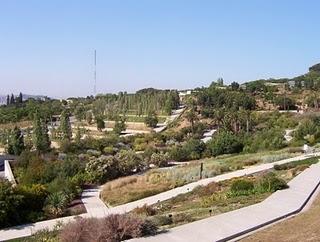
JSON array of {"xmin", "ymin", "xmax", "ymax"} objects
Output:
[{"xmin": 0, "ymin": 94, "xmax": 47, "ymax": 105}]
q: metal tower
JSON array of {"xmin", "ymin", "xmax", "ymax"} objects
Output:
[{"xmin": 94, "ymin": 50, "xmax": 97, "ymax": 95}]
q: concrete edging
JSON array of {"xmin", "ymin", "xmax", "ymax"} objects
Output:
[{"xmin": 4, "ymin": 160, "xmax": 16, "ymax": 185}]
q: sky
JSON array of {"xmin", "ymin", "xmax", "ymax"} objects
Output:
[{"xmin": 1, "ymin": 0, "xmax": 320, "ymax": 98}]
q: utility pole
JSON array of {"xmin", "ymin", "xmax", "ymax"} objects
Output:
[{"xmin": 94, "ymin": 50, "xmax": 97, "ymax": 95}]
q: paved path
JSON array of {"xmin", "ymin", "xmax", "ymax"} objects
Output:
[
  {"xmin": 81, "ymin": 188, "xmax": 109, "ymax": 218},
  {"xmin": 1, "ymin": 153, "xmax": 318, "ymax": 241},
  {"xmin": 154, "ymin": 106, "xmax": 185, "ymax": 133},
  {"xmin": 130, "ymin": 162, "xmax": 320, "ymax": 242}
]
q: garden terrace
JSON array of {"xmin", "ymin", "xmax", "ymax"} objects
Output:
[{"xmin": 101, "ymin": 149, "xmax": 302, "ymax": 206}]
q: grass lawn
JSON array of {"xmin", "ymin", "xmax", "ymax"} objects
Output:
[
  {"xmin": 101, "ymin": 149, "xmax": 303, "ymax": 206},
  {"xmin": 241, "ymin": 195, "xmax": 320, "ymax": 241},
  {"xmin": 130, "ymin": 158, "xmax": 318, "ymax": 229}
]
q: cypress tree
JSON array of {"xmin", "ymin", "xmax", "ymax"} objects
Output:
[
  {"xmin": 33, "ymin": 115, "xmax": 51, "ymax": 153},
  {"xmin": 8, "ymin": 127, "xmax": 25, "ymax": 155},
  {"xmin": 41, "ymin": 119, "xmax": 51, "ymax": 151},
  {"xmin": 60, "ymin": 110, "xmax": 72, "ymax": 140},
  {"xmin": 18, "ymin": 92, "xmax": 23, "ymax": 103},
  {"xmin": 6, "ymin": 95, "xmax": 9, "ymax": 106},
  {"xmin": 10, "ymin": 94, "xmax": 15, "ymax": 104}
]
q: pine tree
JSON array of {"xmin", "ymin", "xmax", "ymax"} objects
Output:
[
  {"xmin": 60, "ymin": 110, "xmax": 72, "ymax": 140},
  {"xmin": 6, "ymin": 95, "xmax": 9, "ymax": 106}
]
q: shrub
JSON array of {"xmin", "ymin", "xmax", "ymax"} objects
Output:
[
  {"xmin": 59, "ymin": 214, "xmax": 158, "ymax": 242},
  {"xmin": 230, "ymin": 179, "xmax": 254, "ymax": 196},
  {"xmin": 169, "ymin": 139, "xmax": 205, "ymax": 162},
  {"xmin": 144, "ymin": 112, "xmax": 158, "ymax": 128},
  {"xmin": 17, "ymin": 184, "xmax": 48, "ymax": 210},
  {"xmin": 44, "ymin": 191, "xmax": 69, "ymax": 218},
  {"xmin": 0, "ymin": 180, "xmax": 24, "ymax": 228},
  {"xmin": 86, "ymin": 149, "xmax": 101, "ymax": 157},
  {"xmin": 85, "ymin": 155, "xmax": 119, "ymax": 183},
  {"xmin": 243, "ymin": 128, "xmax": 285, "ymax": 153},
  {"xmin": 172, "ymin": 213, "xmax": 194, "ymax": 224},
  {"xmin": 149, "ymin": 152, "xmax": 170, "ymax": 167},
  {"xmin": 274, "ymin": 163, "xmax": 295, "ymax": 171},
  {"xmin": 26, "ymin": 228, "xmax": 59, "ymax": 242},
  {"xmin": 243, "ymin": 159, "xmax": 260, "ymax": 166},
  {"xmin": 169, "ymin": 146, "xmax": 188, "ymax": 162},
  {"xmin": 257, "ymin": 173, "xmax": 288, "ymax": 192},
  {"xmin": 103, "ymin": 146, "xmax": 114, "ymax": 155},
  {"xmin": 151, "ymin": 215, "xmax": 173, "ymax": 226},
  {"xmin": 207, "ymin": 131, "xmax": 243, "ymax": 156},
  {"xmin": 201, "ymin": 192, "xmax": 227, "ymax": 208},
  {"xmin": 116, "ymin": 149, "xmax": 145, "ymax": 175},
  {"xmin": 192, "ymin": 182, "xmax": 220, "ymax": 197},
  {"xmin": 132, "ymin": 204, "xmax": 157, "ymax": 216}
]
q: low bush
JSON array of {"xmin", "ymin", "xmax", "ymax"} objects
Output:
[
  {"xmin": 172, "ymin": 213, "xmax": 194, "ymax": 224},
  {"xmin": 149, "ymin": 152, "xmax": 170, "ymax": 167},
  {"xmin": 201, "ymin": 193, "xmax": 227, "ymax": 207},
  {"xmin": 192, "ymin": 182, "xmax": 220, "ymax": 197},
  {"xmin": 230, "ymin": 179, "xmax": 254, "ymax": 196},
  {"xmin": 257, "ymin": 173, "xmax": 288, "ymax": 193},
  {"xmin": 132, "ymin": 204, "xmax": 157, "ymax": 216},
  {"xmin": 243, "ymin": 159, "xmax": 260, "ymax": 166},
  {"xmin": 151, "ymin": 215, "xmax": 173, "ymax": 226},
  {"xmin": 274, "ymin": 163, "xmax": 295, "ymax": 171},
  {"xmin": 274, "ymin": 157, "xmax": 318, "ymax": 171},
  {"xmin": 59, "ymin": 214, "xmax": 158, "ymax": 242}
]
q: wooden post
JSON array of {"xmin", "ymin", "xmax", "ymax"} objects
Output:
[{"xmin": 200, "ymin": 162, "xmax": 203, "ymax": 180}]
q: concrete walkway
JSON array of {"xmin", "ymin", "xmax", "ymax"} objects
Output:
[
  {"xmin": 1, "ymin": 153, "xmax": 318, "ymax": 241},
  {"xmin": 130, "ymin": 162, "xmax": 320, "ymax": 242},
  {"xmin": 81, "ymin": 188, "xmax": 109, "ymax": 218},
  {"xmin": 154, "ymin": 106, "xmax": 185, "ymax": 133}
]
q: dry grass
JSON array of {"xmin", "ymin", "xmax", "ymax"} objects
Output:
[
  {"xmin": 241, "ymin": 195, "xmax": 320, "ymax": 242},
  {"xmin": 106, "ymin": 121, "xmax": 151, "ymax": 131},
  {"xmin": 101, "ymin": 173, "xmax": 175, "ymax": 206}
]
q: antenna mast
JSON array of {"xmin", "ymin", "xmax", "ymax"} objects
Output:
[{"xmin": 94, "ymin": 50, "xmax": 97, "ymax": 95}]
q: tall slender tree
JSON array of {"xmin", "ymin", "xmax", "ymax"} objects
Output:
[
  {"xmin": 60, "ymin": 110, "xmax": 72, "ymax": 140},
  {"xmin": 8, "ymin": 127, "xmax": 25, "ymax": 155},
  {"xmin": 10, "ymin": 94, "xmax": 15, "ymax": 105},
  {"xmin": 18, "ymin": 92, "xmax": 23, "ymax": 103},
  {"xmin": 33, "ymin": 115, "xmax": 51, "ymax": 153}
]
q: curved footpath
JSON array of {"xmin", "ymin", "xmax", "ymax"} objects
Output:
[
  {"xmin": 129, "ymin": 162, "xmax": 320, "ymax": 242},
  {"xmin": 1, "ymin": 153, "xmax": 319, "ymax": 241}
]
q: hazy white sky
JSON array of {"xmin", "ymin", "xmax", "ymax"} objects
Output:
[{"xmin": 1, "ymin": 0, "xmax": 320, "ymax": 98}]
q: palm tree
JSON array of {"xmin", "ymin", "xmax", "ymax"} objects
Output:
[{"xmin": 213, "ymin": 108, "xmax": 225, "ymax": 127}]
